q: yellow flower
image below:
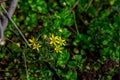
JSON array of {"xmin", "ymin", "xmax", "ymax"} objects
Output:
[
  {"xmin": 33, "ymin": 43, "xmax": 41, "ymax": 51},
  {"xmin": 57, "ymin": 37, "xmax": 66, "ymax": 46},
  {"xmin": 50, "ymin": 34, "xmax": 58, "ymax": 45},
  {"xmin": 28, "ymin": 37, "xmax": 37, "ymax": 46},
  {"xmin": 29, "ymin": 37, "xmax": 36, "ymax": 43},
  {"xmin": 28, "ymin": 37, "xmax": 41, "ymax": 51},
  {"xmin": 54, "ymin": 45, "xmax": 63, "ymax": 53}
]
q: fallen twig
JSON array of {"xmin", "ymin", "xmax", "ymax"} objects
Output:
[
  {"xmin": 67, "ymin": 0, "xmax": 80, "ymax": 14},
  {"xmin": 1, "ymin": 3, "xmax": 31, "ymax": 48},
  {"xmin": 0, "ymin": 17, "xmax": 4, "ymax": 41},
  {"xmin": 1, "ymin": 0, "xmax": 18, "ymax": 30},
  {"xmin": 0, "ymin": 0, "xmax": 18, "ymax": 44}
]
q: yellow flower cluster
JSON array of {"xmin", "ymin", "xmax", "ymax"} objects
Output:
[
  {"xmin": 49, "ymin": 34, "xmax": 66, "ymax": 53},
  {"xmin": 28, "ymin": 37, "xmax": 41, "ymax": 51}
]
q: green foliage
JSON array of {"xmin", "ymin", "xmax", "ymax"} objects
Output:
[{"xmin": 0, "ymin": 0, "xmax": 119, "ymax": 79}]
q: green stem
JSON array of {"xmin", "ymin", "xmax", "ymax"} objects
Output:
[
  {"xmin": 85, "ymin": 0, "xmax": 93, "ymax": 12},
  {"xmin": 73, "ymin": 11, "xmax": 79, "ymax": 34},
  {"xmin": 22, "ymin": 50, "xmax": 29, "ymax": 80}
]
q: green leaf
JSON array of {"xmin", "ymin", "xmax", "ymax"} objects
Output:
[
  {"xmin": 102, "ymin": 40, "xmax": 109, "ymax": 45},
  {"xmin": 65, "ymin": 70, "xmax": 77, "ymax": 80},
  {"xmin": 107, "ymin": 75, "xmax": 112, "ymax": 80},
  {"xmin": 73, "ymin": 55, "xmax": 82, "ymax": 61},
  {"xmin": 0, "ymin": 53, "xmax": 5, "ymax": 58},
  {"xmin": 62, "ymin": 28, "xmax": 71, "ymax": 38},
  {"xmin": 57, "ymin": 50, "xmax": 70, "ymax": 66},
  {"xmin": 68, "ymin": 61, "xmax": 77, "ymax": 68}
]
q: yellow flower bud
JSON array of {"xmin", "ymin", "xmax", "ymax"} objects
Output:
[
  {"xmin": 16, "ymin": 43, "xmax": 20, "ymax": 47},
  {"xmin": 73, "ymin": 48, "xmax": 79, "ymax": 54}
]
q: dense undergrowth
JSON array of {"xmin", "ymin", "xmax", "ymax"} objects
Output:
[{"xmin": 0, "ymin": 0, "xmax": 120, "ymax": 80}]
